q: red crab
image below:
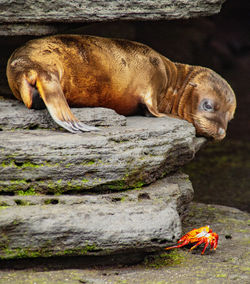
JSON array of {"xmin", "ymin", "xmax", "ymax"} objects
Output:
[{"xmin": 165, "ymin": 225, "xmax": 219, "ymax": 255}]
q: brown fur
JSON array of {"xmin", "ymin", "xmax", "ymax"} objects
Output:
[{"xmin": 6, "ymin": 34, "xmax": 236, "ymax": 139}]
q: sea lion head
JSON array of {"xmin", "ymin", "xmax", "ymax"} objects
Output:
[{"xmin": 189, "ymin": 68, "xmax": 236, "ymax": 140}]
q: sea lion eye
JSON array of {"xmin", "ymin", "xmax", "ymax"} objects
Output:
[{"xmin": 201, "ymin": 99, "xmax": 214, "ymax": 112}]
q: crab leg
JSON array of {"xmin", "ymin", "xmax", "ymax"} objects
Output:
[
  {"xmin": 189, "ymin": 239, "xmax": 205, "ymax": 252},
  {"xmin": 201, "ymin": 241, "xmax": 210, "ymax": 255},
  {"xmin": 165, "ymin": 240, "xmax": 190, "ymax": 251}
]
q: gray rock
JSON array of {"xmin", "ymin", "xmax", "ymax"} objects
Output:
[
  {"xmin": 0, "ymin": 99, "xmax": 127, "ymax": 130},
  {"xmin": 0, "ymin": 0, "xmax": 226, "ymax": 36},
  {"xmin": 0, "ymin": 99, "xmax": 206, "ymax": 194},
  {"xmin": 0, "ymin": 0, "xmax": 226, "ymax": 23},
  {"xmin": 0, "ymin": 172, "xmax": 193, "ymax": 259},
  {"xmin": 0, "ymin": 202, "xmax": 249, "ymax": 279},
  {"xmin": 0, "ymin": 98, "xmax": 205, "ymax": 260}
]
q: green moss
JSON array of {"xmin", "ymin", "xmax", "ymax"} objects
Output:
[
  {"xmin": 0, "ymin": 160, "xmax": 60, "ymax": 169},
  {"xmin": 21, "ymin": 162, "xmax": 41, "ymax": 168},
  {"xmin": 0, "ymin": 179, "xmax": 29, "ymax": 193},
  {"xmin": 0, "ymin": 206, "xmax": 8, "ymax": 210},
  {"xmin": 0, "ymin": 243, "xmax": 101, "ymax": 260},
  {"xmin": 120, "ymin": 196, "xmax": 127, "ymax": 202},
  {"xmin": 81, "ymin": 160, "xmax": 96, "ymax": 166},
  {"xmin": 216, "ymin": 274, "xmax": 227, "ymax": 278},
  {"xmin": 0, "ymin": 200, "xmax": 9, "ymax": 206},
  {"xmin": 108, "ymin": 180, "xmax": 127, "ymax": 190},
  {"xmin": 1, "ymin": 161, "xmax": 11, "ymax": 167},
  {"xmin": 104, "ymin": 177, "xmax": 146, "ymax": 191},
  {"xmin": 14, "ymin": 199, "xmax": 30, "ymax": 206},
  {"xmin": 11, "ymin": 179, "xmax": 27, "ymax": 185},
  {"xmin": 78, "ymin": 243, "xmax": 99, "ymax": 254},
  {"xmin": 44, "ymin": 179, "xmax": 90, "ymax": 194},
  {"xmin": 67, "ymin": 181, "xmax": 82, "ymax": 190},
  {"xmin": 47, "ymin": 181, "xmax": 64, "ymax": 195},
  {"xmin": 44, "ymin": 198, "xmax": 59, "ymax": 205},
  {"xmin": 1, "ymin": 160, "xmax": 39, "ymax": 168},
  {"xmin": 144, "ymin": 250, "xmax": 185, "ymax": 268},
  {"xmin": 1, "ymin": 248, "xmax": 41, "ymax": 259},
  {"xmin": 17, "ymin": 187, "xmax": 36, "ymax": 196},
  {"xmin": 239, "ymin": 267, "xmax": 250, "ymax": 272},
  {"xmin": 132, "ymin": 180, "xmax": 145, "ymax": 189},
  {"xmin": 0, "ymin": 233, "xmax": 9, "ymax": 250},
  {"xmin": 65, "ymin": 163, "xmax": 73, "ymax": 168}
]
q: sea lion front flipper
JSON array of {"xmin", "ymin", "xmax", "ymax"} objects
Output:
[
  {"xmin": 35, "ymin": 75, "xmax": 99, "ymax": 133},
  {"xmin": 143, "ymin": 91, "xmax": 166, "ymax": 118},
  {"xmin": 146, "ymin": 105, "xmax": 166, "ymax": 118}
]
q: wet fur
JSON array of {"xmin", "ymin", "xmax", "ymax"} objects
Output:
[{"xmin": 6, "ymin": 34, "xmax": 236, "ymax": 138}]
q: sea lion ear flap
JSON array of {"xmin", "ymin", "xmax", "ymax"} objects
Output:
[{"xmin": 189, "ymin": 82, "xmax": 197, "ymax": 87}]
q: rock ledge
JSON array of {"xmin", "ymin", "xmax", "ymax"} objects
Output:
[{"xmin": 0, "ymin": 99, "xmax": 206, "ymax": 259}]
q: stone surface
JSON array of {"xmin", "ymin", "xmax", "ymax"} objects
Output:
[
  {"xmin": 0, "ymin": 99, "xmax": 206, "ymax": 195},
  {"xmin": 0, "ymin": 97, "xmax": 206, "ymax": 260},
  {"xmin": 0, "ymin": 99, "xmax": 127, "ymax": 130},
  {"xmin": 0, "ymin": 0, "xmax": 226, "ymax": 22},
  {"xmin": 0, "ymin": 0, "xmax": 226, "ymax": 35},
  {"xmin": 0, "ymin": 97, "xmax": 204, "ymax": 260},
  {"xmin": 0, "ymin": 202, "xmax": 249, "ymax": 283},
  {"xmin": 0, "ymin": 172, "xmax": 193, "ymax": 259}
]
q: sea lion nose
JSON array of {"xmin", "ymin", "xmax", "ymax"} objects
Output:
[{"xmin": 218, "ymin": 127, "xmax": 225, "ymax": 137}]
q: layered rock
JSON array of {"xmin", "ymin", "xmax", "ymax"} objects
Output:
[
  {"xmin": 0, "ymin": 99, "xmax": 205, "ymax": 195},
  {"xmin": 0, "ymin": 99, "xmax": 206, "ymax": 259},
  {"xmin": 0, "ymin": 173, "xmax": 193, "ymax": 259},
  {"xmin": 0, "ymin": 0, "xmax": 226, "ymax": 35}
]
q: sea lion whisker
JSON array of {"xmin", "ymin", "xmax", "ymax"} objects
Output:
[{"xmin": 188, "ymin": 82, "xmax": 197, "ymax": 87}]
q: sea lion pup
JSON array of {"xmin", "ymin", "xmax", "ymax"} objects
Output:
[{"xmin": 6, "ymin": 35, "xmax": 236, "ymax": 139}]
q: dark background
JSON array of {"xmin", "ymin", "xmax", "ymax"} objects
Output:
[{"xmin": 0, "ymin": 0, "xmax": 249, "ymax": 211}]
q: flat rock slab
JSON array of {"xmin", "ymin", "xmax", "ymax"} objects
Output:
[
  {"xmin": 0, "ymin": 0, "xmax": 226, "ymax": 22},
  {"xmin": 0, "ymin": 1, "xmax": 226, "ymax": 36},
  {"xmin": 0, "ymin": 99, "xmax": 127, "ymax": 129},
  {"xmin": 0, "ymin": 0, "xmax": 227, "ymax": 23},
  {"xmin": 0, "ymin": 172, "xmax": 193, "ymax": 259},
  {"xmin": 0, "ymin": 99, "xmax": 206, "ymax": 194},
  {"xmin": 0, "ymin": 202, "xmax": 249, "ymax": 283}
]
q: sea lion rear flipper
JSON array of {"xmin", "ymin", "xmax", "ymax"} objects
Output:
[{"xmin": 35, "ymin": 75, "xmax": 99, "ymax": 133}]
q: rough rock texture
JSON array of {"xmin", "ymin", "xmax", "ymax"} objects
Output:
[
  {"xmin": 0, "ymin": 0, "xmax": 226, "ymax": 22},
  {"xmin": 0, "ymin": 0, "xmax": 226, "ymax": 35},
  {"xmin": 0, "ymin": 202, "xmax": 249, "ymax": 283},
  {"xmin": 0, "ymin": 97, "xmax": 205, "ymax": 259},
  {"xmin": 0, "ymin": 173, "xmax": 193, "ymax": 259},
  {"xmin": 0, "ymin": 99, "xmax": 205, "ymax": 195},
  {"xmin": 0, "ymin": 99, "xmax": 127, "ymax": 130}
]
